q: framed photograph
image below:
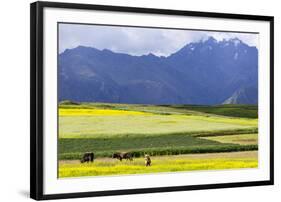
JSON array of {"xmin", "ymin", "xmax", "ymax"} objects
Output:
[{"xmin": 30, "ymin": 1, "xmax": 274, "ymax": 200}]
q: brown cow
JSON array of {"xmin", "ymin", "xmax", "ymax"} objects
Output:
[{"xmin": 112, "ymin": 152, "xmax": 133, "ymax": 161}]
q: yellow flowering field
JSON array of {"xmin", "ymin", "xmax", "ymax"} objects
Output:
[
  {"xmin": 59, "ymin": 108, "xmax": 151, "ymax": 116},
  {"xmin": 59, "ymin": 151, "xmax": 258, "ymax": 178}
]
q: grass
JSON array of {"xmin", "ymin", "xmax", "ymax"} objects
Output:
[
  {"xmin": 59, "ymin": 151, "xmax": 258, "ymax": 178},
  {"xmin": 59, "ymin": 108, "xmax": 257, "ymax": 139},
  {"xmin": 58, "ymin": 104, "xmax": 258, "ymax": 160},
  {"xmin": 59, "ymin": 134, "xmax": 258, "ymax": 160},
  {"xmin": 167, "ymin": 104, "xmax": 258, "ymax": 118},
  {"xmin": 58, "ymin": 102, "xmax": 258, "ymax": 177}
]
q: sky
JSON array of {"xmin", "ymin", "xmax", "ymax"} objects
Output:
[{"xmin": 59, "ymin": 23, "xmax": 259, "ymax": 56}]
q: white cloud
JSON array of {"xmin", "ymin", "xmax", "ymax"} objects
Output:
[
  {"xmin": 59, "ymin": 23, "xmax": 258, "ymax": 56},
  {"xmin": 206, "ymin": 32, "xmax": 259, "ymax": 48}
]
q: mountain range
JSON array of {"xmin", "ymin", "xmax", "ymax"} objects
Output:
[{"xmin": 58, "ymin": 37, "xmax": 258, "ymax": 105}]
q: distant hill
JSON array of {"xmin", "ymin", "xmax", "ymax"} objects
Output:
[
  {"xmin": 223, "ymin": 86, "xmax": 258, "ymax": 104},
  {"xmin": 59, "ymin": 37, "xmax": 258, "ymax": 105}
]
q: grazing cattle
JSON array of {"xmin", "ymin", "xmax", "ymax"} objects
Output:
[
  {"xmin": 144, "ymin": 154, "xmax": 151, "ymax": 166},
  {"xmin": 80, "ymin": 152, "xmax": 94, "ymax": 163},
  {"xmin": 112, "ymin": 152, "xmax": 133, "ymax": 161}
]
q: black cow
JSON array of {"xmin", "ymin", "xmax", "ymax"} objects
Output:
[
  {"xmin": 112, "ymin": 152, "xmax": 133, "ymax": 161},
  {"xmin": 80, "ymin": 152, "xmax": 94, "ymax": 163}
]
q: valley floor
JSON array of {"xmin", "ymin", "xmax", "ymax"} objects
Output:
[{"xmin": 58, "ymin": 103, "xmax": 258, "ymax": 178}]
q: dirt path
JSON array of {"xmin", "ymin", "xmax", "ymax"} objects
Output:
[{"xmin": 59, "ymin": 151, "xmax": 257, "ymax": 164}]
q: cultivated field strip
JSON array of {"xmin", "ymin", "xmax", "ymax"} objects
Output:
[{"xmin": 58, "ymin": 102, "xmax": 258, "ymax": 177}]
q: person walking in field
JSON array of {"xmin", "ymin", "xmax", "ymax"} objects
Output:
[{"xmin": 144, "ymin": 154, "xmax": 151, "ymax": 166}]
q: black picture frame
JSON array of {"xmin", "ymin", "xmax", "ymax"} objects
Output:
[{"xmin": 30, "ymin": 1, "xmax": 274, "ymax": 200}]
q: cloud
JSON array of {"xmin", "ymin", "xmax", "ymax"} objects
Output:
[
  {"xmin": 206, "ymin": 32, "xmax": 259, "ymax": 48},
  {"xmin": 59, "ymin": 23, "xmax": 258, "ymax": 56}
]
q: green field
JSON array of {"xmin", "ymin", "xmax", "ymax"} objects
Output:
[
  {"xmin": 58, "ymin": 102, "xmax": 258, "ymax": 177},
  {"xmin": 200, "ymin": 133, "xmax": 258, "ymax": 145},
  {"xmin": 166, "ymin": 104, "xmax": 258, "ymax": 118}
]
